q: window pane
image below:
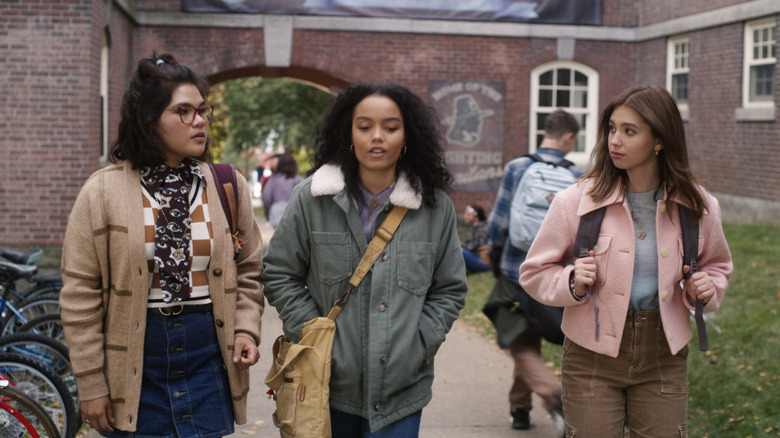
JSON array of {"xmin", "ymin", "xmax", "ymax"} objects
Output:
[
  {"xmin": 537, "ymin": 113, "xmax": 549, "ymax": 131},
  {"xmin": 556, "ymin": 90, "xmax": 570, "ymax": 107},
  {"xmin": 575, "ymin": 133, "xmax": 586, "ymax": 153},
  {"xmin": 574, "ymin": 71, "xmax": 588, "ymax": 86},
  {"xmin": 540, "ymin": 71, "xmax": 554, "ymax": 86},
  {"xmin": 557, "ymin": 69, "xmax": 571, "ymax": 86},
  {"xmin": 672, "ymin": 73, "xmax": 688, "ymax": 102},
  {"xmin": 573, "ymin": 90, "xmax": 587, "ymax": 108},
  {"xmin": 539, "ymin": 89, "xmax": 553, "ymax": 107},
  {"xmin": 750, "ymin": 64, "xmax": 774, "ymax": 101}
]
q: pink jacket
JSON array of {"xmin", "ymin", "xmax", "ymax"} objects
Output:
[{"xmin": 519, "ymin": 179, "xmax": 732, "ymax": 357}]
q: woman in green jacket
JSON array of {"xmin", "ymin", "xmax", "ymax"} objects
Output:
[{"xmin": 261, "ymin": 83, "xmax": 468, "ymax": 436}]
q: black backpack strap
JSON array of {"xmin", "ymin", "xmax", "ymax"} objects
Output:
[
  {"xmin": 572, "ymin": 207, "xmax": 606, "ymax": 341},
  {"xmin": 524, "ymin": 153, "xmax": 574, "ymax": 169},
  {"xmin": 679, "ymin": 205, "xmax": 706, "ymax": 350}
]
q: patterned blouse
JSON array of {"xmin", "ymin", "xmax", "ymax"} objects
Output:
[{"xmin": 462, "ymin": 221, "xmax": 489, "ymax": 253}]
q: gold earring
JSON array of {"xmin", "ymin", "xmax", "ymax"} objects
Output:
[
  {"xmin": 350, "ymin": 143, "xmax": 354, "ymax": 152},
  {"xmin": 655, "ymin": 150, "xmax": 660, "ymax": 156},
  {"xmin": 402, "ymin": 145, "xmax": 407, "ymax": 157}
]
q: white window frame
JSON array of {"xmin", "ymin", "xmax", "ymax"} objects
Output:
[
  {"xmin": 742, "ymin": 16, "xmax": 776, "ymax": 109},
  {"xmin": 100, "ymin": 30, "xmax": 110, "ymax": 162},
  {"xmin": 529, "ymin": 61, "xmax": 598, "ymax": 169},
  {"xmin": 666, "ymin": 34, "xmax": 690, "ymax": 119}
]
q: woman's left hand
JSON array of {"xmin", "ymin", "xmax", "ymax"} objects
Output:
[
  {"xmin": 233, "ymin": 335, "xmax": 260, "ymax": 369},
  {"xmin": 683, "ymin": 266, "xmax": 715, "ymax": 305}
]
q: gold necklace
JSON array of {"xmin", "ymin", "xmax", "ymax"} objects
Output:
[{"xmin": 626, "ymin": 192, "xmax": 655, "ymax": 240}]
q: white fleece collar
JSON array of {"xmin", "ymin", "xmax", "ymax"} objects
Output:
[{"xmin": 310, "ymin": 164, "xmax": 422, "ymax": 210}]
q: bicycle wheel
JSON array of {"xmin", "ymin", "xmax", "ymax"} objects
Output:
[
  {"xmin": 0, "ymin": 333, "xmax": 76, "ymax": 404},
  {"xmin": 0, "ymin": 384, "xmax": 61, "ymax": 438},
  {"xmin": 18, "ymin": 282, "xmax": 62, "ymax": 303},
  {"xmin": 18, "ymin": 313, "xmax": 65, "ymax": 346},
  {"xmin": 1, "ymin": 294, "xmax": 61, "ymax": 336},
  {"xmin": 0, "ymin": 352, "xmax": 78, "ymax": 438}
]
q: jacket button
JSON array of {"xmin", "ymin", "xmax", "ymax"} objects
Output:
[
  {"xmin": 660, "ymin": 248, "xmax": 669, "ymax": 257},
  {"xmin": 380, "ymin": 355, "xmax": 388, "ymax": 364},
  {"xmin": 662, "ymin": 290, "xmax": 669, "ymax": 301},
  {"xmin": 213, "ymin": 268, "xmax": 223, "ymax": 276},
  {"xmin": 216, "ymin": 319, "xmax": 224, "ymax": 328},
  {"xmin": 382, "ymin": 253, "xmax": 390, "ymax": 262},
  {"xmin": 374, "ymin": 403, "xmax": 381, "ymax": 411},
  {"xmin": 660, "ymin": 203, "xmax": 667, "ymax": 213},
  {"xmin": 378, "ymin": 303, "xmax": 387, "ymax": 312}
]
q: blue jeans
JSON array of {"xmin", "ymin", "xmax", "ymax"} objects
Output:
[
  {"xmin": 330, "ymin": 408, "xmax": 422, "ymax": 438},
  {"xmin": 463, "ymin": 248, "xmax": 491, "ymax": 273},
  {"xmin": 101, "ymin": 311, "xmax": 234, "ymax": 438}
]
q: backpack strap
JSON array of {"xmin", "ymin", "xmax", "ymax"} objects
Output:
[
  {"xmin": 524, "ymin": 153, "xmax": 575, "ymax": 169},
  {"xmin": 209, "ymin": 163, "xmax": 244, "ymax": 260},
  {"xmin": 573, "ymin": 207, "xmax": 606, "ymax": 341},
  {"xmin": 679, "ymin": 205, "xmax": 706, "ymax": 350}
]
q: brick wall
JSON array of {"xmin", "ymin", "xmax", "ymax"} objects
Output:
[
  {"xmin": 1, "ymin": 1, "xmax": 778, "ymax": 249},
  {"xmin": 0, "ymin": 0, "xmax": 101, "ymax": 246}
]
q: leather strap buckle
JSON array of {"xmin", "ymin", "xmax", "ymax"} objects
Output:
[{"xmin": 159, "ymin": 305, "xmax": 184, "ymax": 316}]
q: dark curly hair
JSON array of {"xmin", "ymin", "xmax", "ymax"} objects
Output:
[
  {"xmin": 310, "ymin": 83, "xmax": 453, "ymax": 207},
  {"xmin": 110, "ymin": 52, "xmax": 211, "ymax": 168}
]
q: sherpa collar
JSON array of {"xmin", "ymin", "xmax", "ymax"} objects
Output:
[{"xmin": 310, "ymin": 164, "xmax": 422, "ymax": 210}]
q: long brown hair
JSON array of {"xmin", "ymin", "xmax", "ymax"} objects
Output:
[{"xmin": 583, "ymin": 85, "xmax": 706, "ymax": 220}]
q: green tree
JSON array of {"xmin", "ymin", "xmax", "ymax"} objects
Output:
[{"xmin": 209, "ymin": 77, "xmax": 333, "ymax": 158}]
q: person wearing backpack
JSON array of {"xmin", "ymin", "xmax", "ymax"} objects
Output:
[
  {"xmin": 482, "ymin": 109, "xmax": 581, "ymax": 434},
  {"xmin": 519, "ymin": 85, "xmax": 733, "ymax": 437}
]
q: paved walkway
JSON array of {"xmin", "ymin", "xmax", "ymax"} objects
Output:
[{"xmin": 84, "ymin": 219, "xmax": 561, "ymax": 437}]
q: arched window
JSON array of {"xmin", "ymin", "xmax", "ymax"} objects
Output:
[
  {"xmin": 100, "ymin": 29, "xmax": 110, "ymax": 161},
  {"xmin": 529, "ymin": 61, "xmax": 598, "ymax": 168}
]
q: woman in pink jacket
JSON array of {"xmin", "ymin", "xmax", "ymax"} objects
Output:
[{"xmin": 519, "ymin": 85, "xmax": 732, "ymax": 437}]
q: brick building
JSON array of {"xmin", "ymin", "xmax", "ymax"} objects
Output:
[{"xmin": 1, "ymin": 0, "xmax": 778, "ymax": 251}]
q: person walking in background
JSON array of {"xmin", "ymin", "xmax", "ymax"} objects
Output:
[
  {"xmin": 461, "ymin": 204, "xmax": 491, "ymax": 273},
  {"xmin": 261, "ymin": 83, "xmax": 468, "ymax": 437},
  {"xmin": 59, "ymin": 53, "xmax": 264, "ymax": 436},
  {"xmin": 520, "ymin": 85, "xmax": 733, "ymax": 436},
  {"xmin": 261, "ymin": 152, "xmax": 303, "ymax": 228},
  {"xmin": 482, "ymin": 109, "xmax": 581, "ymax": 435}
]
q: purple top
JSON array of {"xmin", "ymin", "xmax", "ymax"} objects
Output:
[{"xmin": 262, "ymin": 173, "xmax": 302, "ymax": 218}]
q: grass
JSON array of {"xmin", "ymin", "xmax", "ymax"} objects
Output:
[{"xmin": 458, "ymin": 223, "xmax": 780, "ymax": 437}]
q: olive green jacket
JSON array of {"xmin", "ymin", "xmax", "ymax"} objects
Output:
[{"xmin": 261, "ymin": 164, "xmax": 468, "ymax": 432}]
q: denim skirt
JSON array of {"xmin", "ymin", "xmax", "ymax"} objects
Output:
[{"xmin": 101, "ymin": 310, "xmax": 235, "ymax": 438}]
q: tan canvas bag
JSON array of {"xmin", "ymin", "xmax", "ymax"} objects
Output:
[{"xmin": 265, "ymin": 206, "xmax": 408, "ymax": 437}]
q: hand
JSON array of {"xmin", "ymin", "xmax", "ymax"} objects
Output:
[
  {"xmin": 683, "ymin": 266, "xmax": 715, "ymax": 305},
  {"xmin": 233, "ymin": 335, "xmax": 260, "ymax": 369},
  {"xmin": 81, "ymin": 396, "xmax": 114, "ymax": 432},
  {"xmin": 478, "ymin": 245, "xmax": 491, "ymax": 265},
  {"xmin": 573, "ymin": 250, "xmax": 598, "ymax": 297}
]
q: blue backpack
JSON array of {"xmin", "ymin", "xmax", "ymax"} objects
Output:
[{"xmin": 509, "ymin": 154, "xmax": 576, "ymax": 251}]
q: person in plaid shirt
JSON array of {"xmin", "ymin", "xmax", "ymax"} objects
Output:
[{"xmin": 483, "ymin": 109, "xmax": 582, "ymax": 434}]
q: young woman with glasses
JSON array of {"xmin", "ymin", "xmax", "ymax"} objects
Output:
[{"xmin": 59, "ymin": 53, "xmax": 265, "ymax": 436}]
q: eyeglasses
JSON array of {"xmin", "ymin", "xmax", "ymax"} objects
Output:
[{"xmin": 168, "ymin": 103, "xmax": 214, "ymax": 125}]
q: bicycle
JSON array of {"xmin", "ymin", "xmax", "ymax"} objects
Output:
[
  {"xmin": 0, "ymin": 261, "xmax": 62, "ymax": 336},
  {"xmin": 0, "ymin": 352, "xmax": 79, "ymax": 438},
  {"xmin": 1, "ymin": 378, "xmax": 61, "ymax": 438},
  {"xmin": 0, "ymin": 248, "xmax": 62, "ymax": 302},
  {"xmin": 0, "ymin": 332, "xmax": 77, "ymax": 404}
]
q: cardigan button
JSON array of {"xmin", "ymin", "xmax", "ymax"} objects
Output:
[
  {"xmin": 213, "ymin": 268, "xmax": 223, "ymax": 277},
  {"xmin": 216, "ymin": 319, "xmax": 224, "ymax": 328}
]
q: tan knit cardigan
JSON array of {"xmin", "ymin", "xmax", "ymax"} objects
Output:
[{"xmin": 60, "ymin": 160, "xmax": 264, "ymax": 431}]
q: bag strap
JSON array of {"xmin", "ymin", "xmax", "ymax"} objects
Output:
[
  {"xmin": 326, "ymin": 205, "xmax": 409, "ymax": 320},
  {"xmin": 678, "ymin": 205, "xmax": 706, "ymax": 350},
  {"xmin": 208, "ymin": 163, "xmax": 244, "ymax": 259},
  {"xmin": 573, "ymin": 207, "xmax": 606, "ymax": 341},
  {"xmin": 523, "ymin": 153, "xmax": 575, "ymax": 169}
]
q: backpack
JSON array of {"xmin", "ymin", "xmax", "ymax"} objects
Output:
[
  {"xmin": 509, "ymin": 154, "xmax": 577, "ymax": 251},
  {"xmin": 574, "ymin": 204, "xmax": 708, "ymax": 350},
  {"xmin": 209, "ymin": 163, "xmax": 244, "ymax": 260}
]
